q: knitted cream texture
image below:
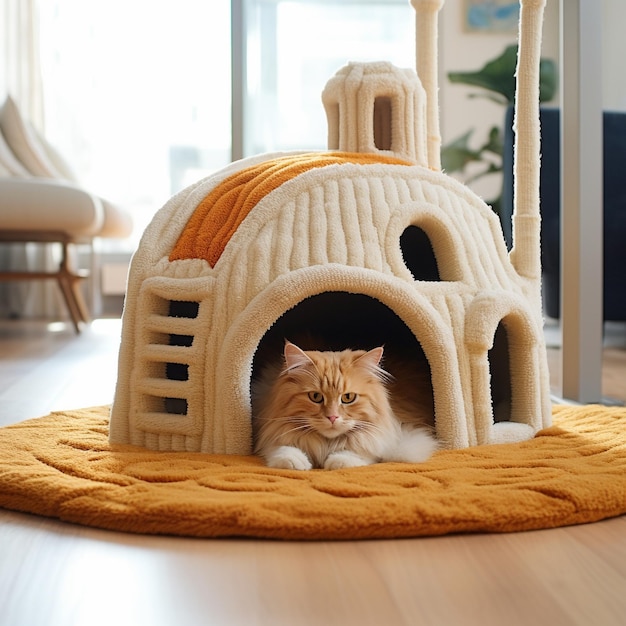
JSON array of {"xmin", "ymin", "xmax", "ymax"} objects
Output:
[{"xmin": 109, "ymin": 0, "xmax": 551, "ymax": 455}]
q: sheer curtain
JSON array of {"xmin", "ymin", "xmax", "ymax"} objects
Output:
[
  {"xmin": 1, "ymin": 0, "xmax": 65, "ymax": 319},
  {"xmin": 2, "ymin": 0, "xmax": 44, "ymax": 123}
]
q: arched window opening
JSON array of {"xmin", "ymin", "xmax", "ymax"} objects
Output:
[
  {"xmin": 373, "ymin": 96, "xmax": 393, "ymax": 151},
  {"xmin": 400, "ymin": 225, "xmax": 441, "ymax": 281},
  {"xmin": 488, "ymin": 322, "xmax": 513, "ymax": 423}
]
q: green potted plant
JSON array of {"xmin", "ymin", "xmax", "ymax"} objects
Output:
[{"xmin": 441, "ymin": 44, "xmax": 557, "ymax": 217}]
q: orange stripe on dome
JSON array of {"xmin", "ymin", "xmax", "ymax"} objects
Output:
[{"xmin": 169, "ymin": 151, "xmax": 413, "ymax": 267}]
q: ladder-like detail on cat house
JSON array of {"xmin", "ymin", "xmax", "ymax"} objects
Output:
[{"xmin": 109, "ymin": 0, "xmax": 551, "ymax": 454}]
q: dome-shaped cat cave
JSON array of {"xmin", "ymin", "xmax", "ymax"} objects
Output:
[{"xmin": 109, "ymin": 0, "xmax": 552, "ymax": 454}]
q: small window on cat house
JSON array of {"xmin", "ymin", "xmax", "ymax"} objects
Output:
[
  {"xmin": 400, "ymin": 225, "xmax": 441, "ymax": 281},
  {"xmin": 164, "ymin": 397, "xmax": 189, "ymax": 415},
  {"xmin": 169, "ymin": 300, "xmax": 200, "ymax": 319},
  {"xmin": 166, "ymin": 299, "xmax": 197, "ymax": 382},
  {"xmin": 373, "ymin": 96, "xmax": 392, "ymax": 151},
  {"xmin": 163, "ymin": 299, "xmax": 199, "ymax": 416},
  {"xmin": 488, "ymin": 322, "xmax": 512, "ymax": 423}
]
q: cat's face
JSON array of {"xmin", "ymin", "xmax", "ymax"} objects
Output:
[{"xmin": 276, "ymin": 342, "xmax": 388, "ymax": 439}]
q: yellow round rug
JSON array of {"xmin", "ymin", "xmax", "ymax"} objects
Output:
[{"xmin": 0, "ymin": 404, "xmax": 624, "ymax": 540}]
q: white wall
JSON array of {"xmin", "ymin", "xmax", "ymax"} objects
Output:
[
  {"xmin": 438, "ymin": 0, "xmax": 626, "ymax": 143},
  {"xmin": 437, "ymin": 0, "xmax": 560, "ymax": 200},
  {"xmin": 439, "ymin": 1, "xmax": 557, "ymax": 143}
]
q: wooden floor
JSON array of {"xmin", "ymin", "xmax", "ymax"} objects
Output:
[{"xmin": 0, "ymin": 318, "xmax": 625, "ymax": 626}]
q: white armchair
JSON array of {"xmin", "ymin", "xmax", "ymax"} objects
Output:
[{"xmin": 0, "ymin": 95, "xmax": 133, "ymax": 331}]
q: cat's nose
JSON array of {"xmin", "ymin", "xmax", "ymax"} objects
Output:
[{"xmin": 327, "ymin": 415, "xmax": 338, "ymax": 424}]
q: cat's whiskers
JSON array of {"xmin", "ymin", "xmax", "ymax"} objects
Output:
[
  {"xmin": 255, "ymin": 413, "xmax": 315, "ymax": 437},
  {"xmin": 349, "ymin": 420, "xmax": 385, "ymax": 437},
  {"xmin": 256, "ymin": 414, "xmax": 304, "ymax": 424},
  {"xmin": 350, "ymin": 419, "xmax": 380, "ymax": 431},
  {"xmin": 282, "ymin": 422, "xmax": 315, "ymax": 436},
  {"xmin": 264, "ymin": 415, "xmax": 315, "ymax": 436}
]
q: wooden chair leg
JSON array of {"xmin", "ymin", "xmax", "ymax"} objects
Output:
[
  {"xmin": 57, "ymin": 240, "xmax": 91, "ymax": 333},
  {"xmin": 71, "ymin": 277, "xmax": 91, "ymax": 323},
  {"xmin": 57, "ymin": 275, "xmax": 83, "ymax": 333},
  {"xmin": 0, "ymin": 232, "xmax": 93, "ymax": 333}
]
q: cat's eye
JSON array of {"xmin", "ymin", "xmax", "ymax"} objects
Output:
[
  {"xmin": 341, "ymin": 392, "xmax": 357, "ymax": 404},
  {"xmin": 308, "ymin": 391, "xmax": 324, "ymax": 404}
]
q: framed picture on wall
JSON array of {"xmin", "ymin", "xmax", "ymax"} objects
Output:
[{"xmin": 464, "ymin": 0, "xmax": 520, "ymax": 33}]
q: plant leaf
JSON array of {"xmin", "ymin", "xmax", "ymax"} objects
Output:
[
  {"xmin": 479, "ymin": 126, "xmax": 503, "ymax": 156},
  {"xmin": 448, "ymin": 44, "xmax": 558, "ymax": 105},
  {"xmin": 447, "ymin": 44, "xmax": 518, "ymax": 104},
  {"xmin": 539, "ymin": 58, "xmax": 558, "ymax": 103},
  {"xmin": 440, "ymin": 129, "xmax": 484, "ymax": 173},
  {"xmin": 467, "ymin": 92, "xmax": 510, "ymax": 106},
  {"xmin": 465, "ymin": 161, "xmax": 502, "ymax": 186}
]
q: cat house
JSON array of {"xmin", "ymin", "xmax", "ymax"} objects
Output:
[{"xmin": 109, "ymin": 0, "xmax": 552, "ymax": 454}]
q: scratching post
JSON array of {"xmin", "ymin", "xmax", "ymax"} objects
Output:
[
  {"xmin": 110, "ymin": 1, "xmax": 551, "ymax": 455},
  {"xmin": 511, "ymin": 0, "xmax": 546, "ymax": 289},
  {"xmin": 411, "ymin": 0, "xmax": 444, "ymax": 169}
]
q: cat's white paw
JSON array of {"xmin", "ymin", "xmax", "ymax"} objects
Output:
[
  {"xmin": 384, "ymin": 428, "xmax": 439, "ymax": 463},
  {"xmin": 323, "ymin": 450, "xmax": 373, "ymax": 470},
  {"xmin": 266, "ymin": 445, "xmax": 313, "ymax": 470}
]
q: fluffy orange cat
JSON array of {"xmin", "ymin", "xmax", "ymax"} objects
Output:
[{"xmin": 252, "ymin": 341, "xmax": 438, "ymax": 470}]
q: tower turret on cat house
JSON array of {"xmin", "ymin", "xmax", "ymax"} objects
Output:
[
  {"xmin": 109, "ymin": 0, "xmax": 552, "ymax": 456},
  {"xmin": 322, "ymin": 62, "xmax": 429, "ymax": 166}
]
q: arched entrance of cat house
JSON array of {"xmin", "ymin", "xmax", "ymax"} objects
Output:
[
  {"xmin": 251, "ymin": 290, "xmax": 436, "ymax": 427},
  {"xmin": 466, "ymin": 294, "xmax": 546, "ymax": 445},
  {"xmin": 253, "ymin": 291, "xmax": 432, "ymax": 354},
  {"xmin": 253, "ymin": 289, "xmax": 432, "ymax": 378},
  {"xmin": 236, "ymin": 269, "xmax": 473, "ymax": 447}
]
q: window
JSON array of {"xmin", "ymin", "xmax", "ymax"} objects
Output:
[
  {"xmin": 38, "ymin": 0, "xmax": 232, "ymax": 245},
  {"xmin": 37, "ymin": 0, "xmax": 414, "ymax": 248},
  {"xmin": 242, "ymin": 0, "xmax": 415, "ymax": 155}
]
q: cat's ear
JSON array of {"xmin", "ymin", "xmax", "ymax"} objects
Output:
[
  {"xmin": 283, "ymin": 341, "xmax": 313, "ymax": 371},
  {"xmin": 357, "ymin": 346, "xmax": 384, "ymax": 368}
]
